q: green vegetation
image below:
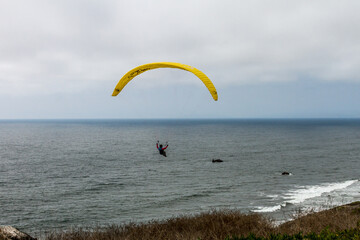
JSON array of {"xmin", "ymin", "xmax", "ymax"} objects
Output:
[
  {"xmin": 226, "ymin": 228, "xmax": 360, "ymax": 240},
  {"xmin": 45, "ymin": 202, "xmax": 360, "ymax": 240}
]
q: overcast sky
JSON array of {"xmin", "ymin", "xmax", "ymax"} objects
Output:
[{"xmin": 1, "ymin": 0, "xmax": 360, "ymax": 119}]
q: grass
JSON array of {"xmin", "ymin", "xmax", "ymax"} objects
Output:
[{"xmin": 44, "ymin": 202, "xmax": 360, "ymax": 240}]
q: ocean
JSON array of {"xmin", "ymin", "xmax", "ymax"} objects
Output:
[{"xmin": 0, "ymin": 119, "xmax": 359, "ymax": 235}]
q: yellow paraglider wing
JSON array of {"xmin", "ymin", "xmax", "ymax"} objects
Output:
[{"xmin": 112, "ymin": 62, "xmax": 218, "ymax": 101}]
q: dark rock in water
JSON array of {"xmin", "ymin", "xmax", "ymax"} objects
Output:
[
  {"xmin": 282, "ymin": 171, "xmax": 290, "ymax": 175},
  {"xmin": 0, "ymin": 226, "xmax": 36, "ymax": 240},
  {"xmin": 212, "ymin": 159, "xmax": 223, "ymax": 163}
]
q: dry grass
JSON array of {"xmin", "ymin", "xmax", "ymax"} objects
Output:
[
  {"xmin": 44, "ymin": 202, "xmax": 360, "ymax": 240},
  {"xmin": 275, "ymin": 201, "xmax": 360, "ymax": 235},
  {"xmin": 46, "ymin": 210, "xmax": 273, "ymax": 240}
]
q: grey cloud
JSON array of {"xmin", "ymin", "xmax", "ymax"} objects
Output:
[{"xmin": 1, "ymin": 0, "xmax": 360, "ymax": 97}]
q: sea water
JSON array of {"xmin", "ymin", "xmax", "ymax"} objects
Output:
[{"xmin": 0, "ymin": 119, "xmax": 359, "ymax": 235}]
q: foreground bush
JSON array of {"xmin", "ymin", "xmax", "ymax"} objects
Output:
[
  {"xmin": 45, "ymin": 202, "xmax": 360, "ymax": 240},
  {"xmin": 227, "ymin": 228, "xmax": 360, "ymax": 240},
  {"xmin": 46, "ymin": 210, "xmax": 273, "ymax": 240},
  {"xmin": 276, "ymin": 201, "xmax": 360, "ymax": 235}
]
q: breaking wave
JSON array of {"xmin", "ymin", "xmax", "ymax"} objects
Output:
[
  {"xmin": 284, "ymin": 179, "xmax": 358, "ymax": 204},
  {"xmin": 253, "ymin": 179, "xmax": 358, "ymax": 213}
]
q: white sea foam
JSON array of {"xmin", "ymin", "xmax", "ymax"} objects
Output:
[
  {"xmin": 267, "ymin": 194, "xmax": 279, "ymax": 199},
  {"xmin": 284, "ymin": 179, "xmax": 358, "ymax": 204},
  {"xmin": 253, "ymin": 204, "xmax": 282, "ymax": 213},
  {"xmin": 253, "ymin": 179, "xmax": 358, "ymax": 213}
]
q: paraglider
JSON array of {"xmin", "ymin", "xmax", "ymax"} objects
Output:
[
  {"xmin": 112, "ymin": 62, "xmax": 218, "ymax": 158},
  {"xmin": 156, "ymin": 140, "xmax": 168, "ymax": 157},
  {"xmin": 111, "ymin": 62, "xmax": 218, "ymax": 101}
]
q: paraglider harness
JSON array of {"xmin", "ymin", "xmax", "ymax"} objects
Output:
[{"xmin": 156, "ymin": 141, "xmax": 168, "ymax": 157}]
